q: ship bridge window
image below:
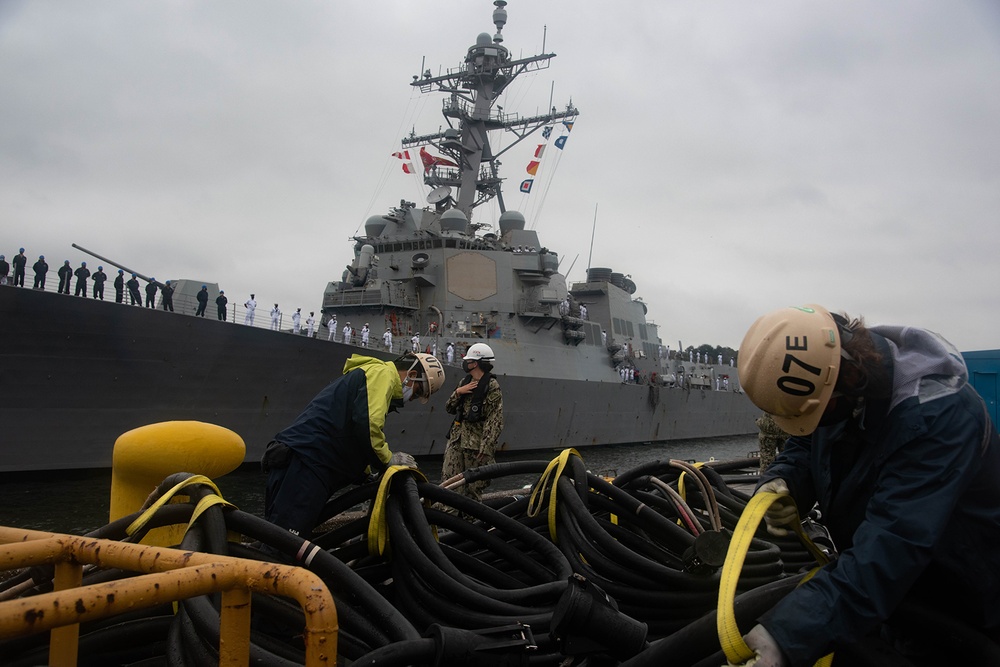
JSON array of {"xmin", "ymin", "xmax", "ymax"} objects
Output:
[
  {"xmin": 639, "ymin": 324, "xmax": 648, "ymax": 341},
  {"xmin": 612, "ymin": 318, "xmax": 622, "ymax": 335},
  {"xmin": 626, "ymin": 321, "xmax": 634, "ymax": 337}
]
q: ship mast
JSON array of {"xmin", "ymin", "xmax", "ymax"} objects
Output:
[{"xmin": 403, "ymin": 1, "xmax": 578, "ymax": 220}]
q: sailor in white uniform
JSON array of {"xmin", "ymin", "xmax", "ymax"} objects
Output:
[
  {"xmin": 292, "ymin": 308, "xmax": 302, "ymax": 334},
  {"xmin": 411, "ymin": 333, "xmax": 420, "ymax": 352},
  {"xmin": 382, "ymin": 328, "xmax": 393, "ymax": 352},
  {"xmin": 361, "ymin": 323, "xmax": 370, "ymax": 347},
  {"xmin": 244, "ymin": 295, "xmax": 257, "ymax": 326},
  {"xmin": 327, "ymin": 315, "xmax": 338, "ymax": 341},
  {"xmin": 446, "ymin": 342, "xmax": 455, "ymax": 363},
  {"xmin": 306, "ymin": 312, "xmax": 316, "ymax": 338},
  {"xmin": 270, "ymin": 304, "xmax": 281, "ymax": 331},
  {"xmin": 343, "ymin": 323, "xmax": 353, "ymax": 345}
]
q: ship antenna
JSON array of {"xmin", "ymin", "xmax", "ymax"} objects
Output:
[
  {"xmin": 493, "ymin": 1, "xmax": 507, "ymax": 43},
  {"xmin": 586, "ymin": 202, "xmax": 598, "ymax": 274}
]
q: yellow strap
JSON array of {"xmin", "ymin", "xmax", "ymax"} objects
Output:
[
  {"xmin": 526, "ymin": 448, "xmax": 581, "ymax": 542},
  {"xmin": 125, "ymin": 475, "xmax": 223, "ymax": 537},
  {"xmin": 367, "ymin": 465, "xmax": 428, "ymax": 557},
  {"xmin": 718, "ymin": 491, "xmax": 832, "ymax": 666},
  {"xmin": 186, "ymin": 494, "xmax": 235, "ymax": 534}
]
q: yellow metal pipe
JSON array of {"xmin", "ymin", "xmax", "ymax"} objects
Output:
[
  {"xmin": 0, "ymin": 528, "xmax": 337, "ymax": 665},
  {"xmin": 221, "ymin": 587, "xmax": 252, "ymax": 667},
  {"xmin": 50, "ymin": 561, "xmax": 83, "ymax": 667}
]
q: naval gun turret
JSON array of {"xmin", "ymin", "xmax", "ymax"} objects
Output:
[{"xmin": 344, "ymin": 244, "xmax": 376, "ymax": 287}]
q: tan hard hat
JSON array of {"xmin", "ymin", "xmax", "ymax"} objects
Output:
[
  {"xmin": 738, "ymin": 305, "xmax": 841, "ymax": 436},
  {"xmin": 412, "ymin": 353, "xmax": 446, "ymax": 403}
]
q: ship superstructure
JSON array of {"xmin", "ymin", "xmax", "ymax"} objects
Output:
[{"xmin": 0, "ymin": 1, "xmax": 756, "ymax": 473}]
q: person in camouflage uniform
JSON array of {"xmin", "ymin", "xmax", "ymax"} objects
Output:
[
  {"xmin": 441, "ymin": 343, "xmax": 504, "ymax": 502},
  {"xmin": 756, "ymin": 411, "xmax": 788, "ymax": 472}
]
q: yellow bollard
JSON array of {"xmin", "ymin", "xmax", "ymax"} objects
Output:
[{"xmin": 110, "ymin": 421, "xmax": 246, "ymax": 546}]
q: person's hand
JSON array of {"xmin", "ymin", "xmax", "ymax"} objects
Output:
[
  {"xmin": 456, "ymin": 380, "xmax": 478, "ymax": 396},
  {"xmin": 389, "ymin": 451, "xmax": 417, "ymax": 468},
  {"xmin": 755, "ymin": 478, "xmax": 798, "ymax": 537},
  {"xmin": 729, "ymin": 625, "xmax": 787, "ymax": 667}
]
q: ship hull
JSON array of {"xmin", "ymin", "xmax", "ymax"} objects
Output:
[{"xmin": 0, "ymin": 287, "xmax": 758, "ymax": 472}]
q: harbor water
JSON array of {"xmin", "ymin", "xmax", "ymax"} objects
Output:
[{"xmin": 0, "ymin": 435, "xmax": 758, "ymax": 536}]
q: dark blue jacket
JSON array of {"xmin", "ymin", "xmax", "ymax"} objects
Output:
[
  {"xmin": 274, "ymin": 355, "xmax": 402, "ymax": 484},
  {"xmin": 759, "ymin": 328, "xmax": 1000, "ymax": 666}
]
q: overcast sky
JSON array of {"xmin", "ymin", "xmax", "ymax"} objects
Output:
[{"xmin": 2, "ymin": 1, "xmax": 998, "ymax": 352}]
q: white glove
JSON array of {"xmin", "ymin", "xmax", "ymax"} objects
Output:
[
  {"xmin": 733, "ymin": 624, "xmax": 787, "ymax": 667},
  {"xmin": 389, "ymin": 451, "xmax": 417, "ymax": 468},
  {"xmin": 755, "ymin": 478, "xmax": 798, "ymax": 537}
]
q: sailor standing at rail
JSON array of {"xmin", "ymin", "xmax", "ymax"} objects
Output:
[
  {"xmin": 306, "ymin": 312, "xmax": 316, "ymax": 338},
  {"xmin": 91, "ymin": 266, "xmax": 107, "ymax": 300},
  {"xmin": 244, "ymin": 294, "xmax": 257, "ymax": 325},
  {"xmin": 446, "ymin": 342, "xmax": 455, "ymax": 363},
  {"xmin": 327, "ymin": 315, "xmax": 337, "ymax": 341},
  {"xmin": 144, "ymin": 279, "xmax": 158, "ymax": 307},
  {"xmin": 383, "ymin": 327, "xmax": 393, "ymax": 352},
  {"xmin": 216, "ymin": 290, "xmax": 228, "ymax": 320},
  {"xmin": 343, "ymin": 322, "xmax": 352, "ymax": 344},
  {"xmin": 114, "ymin": 269, "xmax": 125, "ymax": 303},
  {"xmin": 270, "ymin": 304, "xmax": 281, "ymax": 331},
  {"xmin": 195, "ymin": 285, "xmax": 208, "ymax": 316},
  {"xmin": 32, "ymin": 255, "xmax": 48, "ymax": 290},
  {"xmin": 160, "ymin": 281, "xmax": 175, "ymax": 311},
  {"xmin": 11, "ymin": 248, "xmax": 26, "ymax": 287},
  {"xmin": 126, "ymin": 274, "xmax": 141, "ymax": 305},
  {"xmin": 361, "ymin": 323, "xmax": 370, "ymax": 347},
  {"xmin": 292, "ymin": 308, "xmax": 302, "ymax": 334},
  {"xmin": 73, "ymin": 261, "xmax": 90, "ymax": 297},
  {"xmin": 411, "ymin": 332, "xmax": 420, "ymax": 352}
]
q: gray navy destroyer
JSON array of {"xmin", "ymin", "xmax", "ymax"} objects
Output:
[{"xmin": 0, "ymin": 1, "xmax": 757, "ymax": 473}]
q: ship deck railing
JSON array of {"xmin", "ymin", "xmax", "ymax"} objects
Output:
[
  {"xmin": 323, "ymin": 285, "xmax": 418, "ymax": 310},
  {"xmin": 0, "ymin": 526, "xmax": 337, "ymax": 667}
]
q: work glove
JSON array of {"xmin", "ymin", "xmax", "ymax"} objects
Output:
[
  {"xmin": 727, "ymin": 625, "xmax": 788, "ymax": 667},
  {"xmin": 755, "ymin": 478, "xmax": 798, "ymax": 537},
  {"xmin": 389, "ymin": 451, "xmax": 418, "ymax": 468}
]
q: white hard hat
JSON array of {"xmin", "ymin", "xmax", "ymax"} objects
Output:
[{"xmin": 463, "ymin": 342, "xmax": 495, "ymax": 361}]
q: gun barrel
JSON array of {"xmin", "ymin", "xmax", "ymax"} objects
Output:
[{"xmin": 72, "ymin": 243, "xmax": 154, "ymax": 283}]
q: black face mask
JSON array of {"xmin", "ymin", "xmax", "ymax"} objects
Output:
[{"xmin": 462, "ymin": 360, "xmax": 476, "ymax": 374}]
